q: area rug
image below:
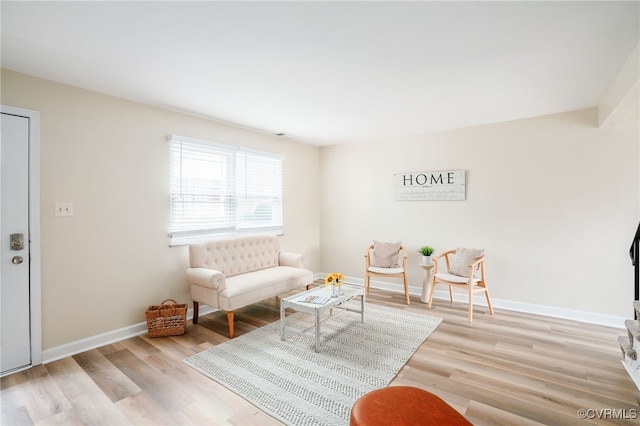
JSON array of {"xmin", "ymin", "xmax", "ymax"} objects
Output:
[{"xmin": 183, "ymin": 302, "xmax": 442, "ymax": 426}]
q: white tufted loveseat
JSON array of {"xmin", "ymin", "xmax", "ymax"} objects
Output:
[{"xmin": 187, "ymin": 235, "xmax": 313, "ymax": 338}]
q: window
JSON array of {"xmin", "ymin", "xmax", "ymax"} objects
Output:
[{"xmin": 169, "ymin": 134, "xmax": 284, "ymax": 245}]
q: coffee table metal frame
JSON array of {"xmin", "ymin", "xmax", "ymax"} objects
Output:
[{"xmin": 280, "ymin": 283, "xmax": 365, "ymax": 352}]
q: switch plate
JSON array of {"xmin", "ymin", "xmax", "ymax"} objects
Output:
[{"xmin": 55, "ymin": 202, "xmax": 73, "ymax": 217}]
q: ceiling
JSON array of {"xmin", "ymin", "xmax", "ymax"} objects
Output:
[{"xmin": 1, "ymin": 1, "xmax": 638, "ymax": 146}]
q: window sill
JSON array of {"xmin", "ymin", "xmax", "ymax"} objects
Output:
[{"xmin": 169, "ymin": 229, "xmax": 284, "ymax": 247}]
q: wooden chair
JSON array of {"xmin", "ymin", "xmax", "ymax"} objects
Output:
[
  {"xmin": 427, "ymin": 248, "xmax": 494, "ymax": 322},
  {"xmin": 364, "ymin": 243, "xmax": 410, "ymax": 304}
]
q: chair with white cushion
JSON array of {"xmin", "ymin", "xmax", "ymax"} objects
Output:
[
  {"xmin": 364, "ymin": 241, "xmax": 410, "ymax": 304},
  {"xmin": 427, "ymin": 247, "xmax": 494, "ymax": 322}
]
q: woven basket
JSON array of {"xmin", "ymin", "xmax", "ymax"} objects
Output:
[{"xmin": 145, "ymin": 298, "xmax": 187, "ymax": 338}]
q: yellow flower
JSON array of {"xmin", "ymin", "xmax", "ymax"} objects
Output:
[{"xmin": 325, "ymin": 272, "xmax": 345, "ymax": 286}]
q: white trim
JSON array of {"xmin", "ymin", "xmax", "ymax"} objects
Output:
[
  {"xmin": 169, "ymin": 228, "xmax": 284, "ymax": 247},
  {"xmin": 41, "ymin": 273, "xmax": 628, "ymax": 365},
  {"xmin": 42, "ymin": 306, "xmax": 217, "ymax": 364},
  {"xmin": 0, "ymin": 105, "xmax": 42, "ymax": 368},
  {"xmin": 43, "ymin": 323, "xmax": 148, "ymax": 365},
  {"xmin": 327, "ymin": 273, "xmax": 627, "ymax": 329}
]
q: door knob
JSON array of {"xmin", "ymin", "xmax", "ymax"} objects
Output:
[{"xmin": 11, "ymin": 256, "xmax": 23, "ymax": 265}]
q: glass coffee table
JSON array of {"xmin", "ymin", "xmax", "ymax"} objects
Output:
[{"xmin": 280, "ymin": 283, "xmax": 365, "ymax": 352}]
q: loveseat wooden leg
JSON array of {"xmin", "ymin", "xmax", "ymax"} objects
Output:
[
  {"xmin": 193, "ymin": 301, "xmax": 199, "ymax": 324},
  {"xmin": 227, "ymin": 311, "xmax": 235, "ymax": 338}
]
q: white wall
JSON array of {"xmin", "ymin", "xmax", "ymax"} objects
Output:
[
  {"xmin": 1, "ymin": 69, "xmax": 321, "ymax": 350},
  {"xmin": 319, "ymin": 109, "xmax": 639, "ymax": 319},
  {"xmin": 3, "ymin": 68, "xmax": 638, "ymax": 353}
]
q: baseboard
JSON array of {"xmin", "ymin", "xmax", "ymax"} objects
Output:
[
  {"xmin": 316, "ymin": 273, "xmax": 627, "ymax": 329},
  {"xmin": 42, "ymin": 275, "xmax": 625, "ymax": 364},
  {"xmin": 41, "ymin": 306, "xmax": 217, "ymax": 364}
]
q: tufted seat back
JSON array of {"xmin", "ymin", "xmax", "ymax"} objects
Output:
[{"xmin": 189, "ymin": 235, "xmax": 280, "ymax": 277}]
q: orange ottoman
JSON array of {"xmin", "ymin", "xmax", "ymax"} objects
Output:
[{"xmin": 350, "ymin": 386, "xmax": 473, "ymax": 426}]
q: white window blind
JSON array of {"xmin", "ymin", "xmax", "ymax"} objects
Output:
[{"xmin": 169, "ymin": 134, "xmax": 284, "ymax": 245}]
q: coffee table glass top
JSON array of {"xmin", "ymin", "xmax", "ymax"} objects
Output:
[
  {"xmin": 280, "ymin": 283, "xmax": 366, "ymax": 352},
  {"xmin": 284, "ymin": 283, "xmax": 362, "ymax": 309}
]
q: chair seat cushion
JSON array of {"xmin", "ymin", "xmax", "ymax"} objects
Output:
[
  {"xmin": 368, "ymin": 266, "xmax": 404, "ymax": 274},
  {"xmin": 435, "ymin": 272, "xmax": 480, "ymax": 283}
]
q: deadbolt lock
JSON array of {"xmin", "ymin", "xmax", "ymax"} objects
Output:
[{"xmin": 10, "ymin": 233, "xmax": 24, "ymax": 251}]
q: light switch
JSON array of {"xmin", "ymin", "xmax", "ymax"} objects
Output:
[{"xmin": 55, "ymin": 202, "xmax": 73, "ymax": 217}]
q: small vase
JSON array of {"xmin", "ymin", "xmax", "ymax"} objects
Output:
[
  {"xmin": 421, "ymin": 255, "xmax": 431, "ymax": 264},
  {"xmin": 331, "ymin": 282, "xmax": 340, "ymax": 297}
]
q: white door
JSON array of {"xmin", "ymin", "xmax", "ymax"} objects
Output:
[{"xmin": 1, "ymin": 112, "xmax": 32, "ymax": 374}]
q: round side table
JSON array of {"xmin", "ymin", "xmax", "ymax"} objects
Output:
[{"xmin": 418, "ymin": 262, "xmax": 434, "ymax": 303}]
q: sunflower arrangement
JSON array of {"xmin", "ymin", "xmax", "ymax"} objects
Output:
[{"xmin": 324, "ymin": 272, "xmax": 345, "ymax": 287}]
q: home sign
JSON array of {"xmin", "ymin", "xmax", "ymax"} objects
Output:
[{"xmin": 394, "ymin": 170, "xmax": 466, "ymax": 201}]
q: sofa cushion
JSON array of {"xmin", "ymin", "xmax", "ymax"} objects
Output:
[{"xmin": 218, "ymin": 266, "xmax": 313, "ymax": 311}]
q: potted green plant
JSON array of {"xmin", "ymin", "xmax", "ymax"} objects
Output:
[{"xmin": 418, "ymin": 246, "xmax": 434, "ymax": 264}]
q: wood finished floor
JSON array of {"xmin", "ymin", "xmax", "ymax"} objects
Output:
[{"xmin": 2, "ymin": 285, "xmax": 639, "ymax": 426}]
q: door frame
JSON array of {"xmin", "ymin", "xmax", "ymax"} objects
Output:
[{"xmin": 1, "ymin": 105, "xmax": 42, "ymax": 372}]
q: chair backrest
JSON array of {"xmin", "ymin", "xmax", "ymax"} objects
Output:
[
  {"xmin": 437, "ymin": 248, "xmax": 485, "ymax": 278},
  {"xmin": 365, "ymin": 243, "xmax": 407, "ymax": 269}
]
